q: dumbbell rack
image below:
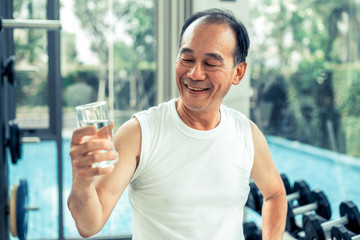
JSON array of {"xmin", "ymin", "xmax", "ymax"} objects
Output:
[
  {"xmin": 1, "ymin": 12, "xmax": 61, "ymax": 240},
  {"xmin": 244, "ymin": 174, "xmax": 360, "ymax": 240}
]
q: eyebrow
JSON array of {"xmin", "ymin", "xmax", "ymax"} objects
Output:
[{"xmin": 180, "ymin": 48, "xmax": 224, "ymax": 62}]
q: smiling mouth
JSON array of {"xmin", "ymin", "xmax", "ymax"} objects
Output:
[{"xmin": 185, "ymin": 84, "xmax": 209, "ymax": 92}]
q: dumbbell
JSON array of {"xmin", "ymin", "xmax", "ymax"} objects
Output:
[
  {"xmin": 246, "ymin": 174, "xmax": 309, "ymax": 214},
  {"xmin": 280, "ymin": 173, "xmax": 293, "ymax": 194},
  {"xmin": 243, "ymin": 221, "xmax": 262, "ymax": 240},
  {"xmin": 246, "ymin": 182, "xmax": 263, "ymax": 214},
  {"xmin": 331, "ymin": 225, "xmax": 360, "ymax": 240},
  {"xmin": 286, "ymin": 180, "xmax": 313, "ymax": 206},
  {"xmin": 286, "ymin": 189, "xmax": 331, "ymax": 233},
  {"xmin": 302, "ymin": 200, "xmax": 360, "ymax": 240}
]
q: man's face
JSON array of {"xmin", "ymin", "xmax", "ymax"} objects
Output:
[{"xmin": 175, "ymin": 20, "xmax": 246, "ymax": 113}]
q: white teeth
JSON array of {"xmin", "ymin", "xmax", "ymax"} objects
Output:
[{"xmin": 187, "ymin": 85, "xmax": 206, "ymax": 91}]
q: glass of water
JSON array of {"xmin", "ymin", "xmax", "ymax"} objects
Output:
[{"xmin": 75, "ymin": 101, "xmax": 118, "ymax": 168}]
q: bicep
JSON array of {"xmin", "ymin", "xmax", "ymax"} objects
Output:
[
  {"xmin": 249, "ymin": 121, "xmax": 284, "ymax": 200},
  {"xmin": 94, "ymin": 118, "xmax": 141, "ymax": 220}
]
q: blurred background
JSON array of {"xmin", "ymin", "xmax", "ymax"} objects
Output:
[{"xmin": 0, "ymin": 0, "xmax": 359, "ymax": 239}]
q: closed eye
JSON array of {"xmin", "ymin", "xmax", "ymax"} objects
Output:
[
  {"xmin": 205, "ymin": 63, "xmax": 217, "ymax": 67},
  {"xmin": 205, "ymin": 62, "xmax": 217, "ymax": 67},
  {"xmin": 181, "ymin": 58, "xmax": 193, "ymax": 62}
]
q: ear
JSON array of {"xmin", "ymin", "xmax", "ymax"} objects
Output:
[{"xmin": 232, "ymin": 62, "xmax": 247, "ymax": 85}]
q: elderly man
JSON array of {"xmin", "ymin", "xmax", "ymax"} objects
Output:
[{"xmin": 68, "ymin": 9, "xmax": 287, "ymax": 239}]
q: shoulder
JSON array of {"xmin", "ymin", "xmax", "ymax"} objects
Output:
[
  {"xmin": 134, "ymin": 99, "xmax": 174, "ymax": 119},
  {"xmin": 221, "ymin": 105, "xmax": 252, "ymax": 132},
  {"xmin": 114, "ymin": 117, "xmax": 141, "ymax": 140},
  {"xmin": 113, "ymin": 100, "xmax": 175, "ymax": 160},
  {"xmin": 248, "ymin": 120, "xmax": 272, "ymax": 169},
  {"xmin": 133, "ymin": 99, "xmax": 175, "ymax": 134},
  {"xmin": 221, "ymin": 105, "xmax": 267, "ymax": 153},
  {"xmin": 249, "ymin": 120, "xmax": 267, "ymax": 146},
  {"xmin": 113, "ymin": 118, "xmax": 141, "ymax": 160},
  {"xmin": 221, "ymin": 104, "xmax": 249, "ymax": 121}
]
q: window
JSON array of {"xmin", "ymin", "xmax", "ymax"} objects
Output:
[
  {"xmin": 61, "ymin": 0, "xmax": 156, "ymax": 238},
  {"xmin": 249, "ymin": 0, "xmax": 360, "ymax": 158},
  {"xmin": 248, "ymin": 0, "xmax": 360, "ymax": 224},
  {"xmin": 61, "ymin": 0, "xmax": 156, "ymax": 135},
  {"xmin": 13, "ymin": 0, "xmax": 49, "ymax": 129}
]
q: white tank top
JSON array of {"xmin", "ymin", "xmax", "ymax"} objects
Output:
[{"xmin": 129, "ymin": 99, "xmax": 254, "ymax": 240}]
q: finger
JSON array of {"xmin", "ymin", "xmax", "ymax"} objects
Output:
[
  {"xmin": 71, "ymin": 126, "xmax": 97, "ymax": 144},
  {"xmin": 73, "ymin": 148, "xmax": 117, "ymax": 169},
  {"xmin": 77, "ymin": 164, "xmax": 115, "ymax": 178},
  {"xmin": 77, "ymin": 139, "xmax": 115, "ymax": 157},
  {"xmin": 97, "ymin": 121, "xmax": 114, "ymax": 139},
  {"xmin": 80, "ymin": 165, "xmax": 115, "ymax": 177},
  {"xmin": 85, "ymin": 150, "xmax": 118, "ymax": 165},
  {"xmin": 73, "ymin": 152, "xmax": 116, "ymax": 175}
]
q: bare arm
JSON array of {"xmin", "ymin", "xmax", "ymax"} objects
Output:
[
  {"xmin": 249, "ymin": 121, "xmax": 287, "ymax": 240},
  {"xmin": 67, "ymin": 118, "xmax": 141, "ymax": 237}
]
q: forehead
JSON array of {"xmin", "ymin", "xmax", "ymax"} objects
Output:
[{"xmin": 180, "ymin": 19, "xmax": 236, "ymax": 58}]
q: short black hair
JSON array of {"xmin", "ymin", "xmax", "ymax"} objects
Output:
[{"xmin": 179, "ymin": 9, "xmax": 250, "ymax": 66}]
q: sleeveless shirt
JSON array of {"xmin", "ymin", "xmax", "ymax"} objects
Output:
[{"xmin": 129, "ymin": 98, "xmax": 254, "ymax": 240}]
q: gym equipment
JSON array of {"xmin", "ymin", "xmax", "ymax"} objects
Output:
[
  {"xmin": 10, "ymin": 179, "xmax": 28, "ymax": 240},
  {"xmin": 0, "ymin": 18, "xmax": 62, "ymax": 32},
  {"xmin": 286, "ymin": 189, "xmax": 331, "ymax": 233},
  {"xmin": 331, "ymin": 225, "xmax": 360, "ymax": 240},
  {"xmin": 286, "ymin": 180, "xmax": 313, "ymax": 205},
  {"xmin": 9, "ymin": 179, "xmax": 39, "ymax": 240},
  {"xmin": 303, "ymin": 200, "xmax": 360, "ymax": 240},
  {"xmin": 8, "ymin": 121, "xmax": 22, "ymax": 164},
  {"xmin": 6, "ymin": 120, "xmax": 40, "ymax": 164},
  {"xmin": 280, "ymin": 173, "xmax": 292, "ymax": 194},
  {"xmin": 246, "ymin": 182, "xmax": 263, "ymax": 214},
  {"xmin": 1, "ymin": 55, "xmax": 15, "ymax": 85},
  {"xmin": 243, "ymin": 221, "xmax": 262, "ymax": 240},
  {"xmin": 246, "ymin": 176, "xmax": 313, "ymax": 215},
  {"xmin": 3, "ymin": 56, "xmax": 40, "ymax": 164}
]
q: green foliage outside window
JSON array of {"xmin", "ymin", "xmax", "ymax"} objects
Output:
[{"xmin": 250, "ymin": 0, "xmax": 360, "ymax": 158}]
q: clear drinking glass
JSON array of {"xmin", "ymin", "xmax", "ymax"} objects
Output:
[{"xmin": 75, "ymin": 101, "xmax": 118, "ymax": 168}]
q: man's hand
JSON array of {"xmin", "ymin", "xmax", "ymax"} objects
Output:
[{"xmin": 69, "ymin": 124, "xmax": 118, "ymax": 187}]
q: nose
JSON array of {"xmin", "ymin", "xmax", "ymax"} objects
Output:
[{"xmin": 187, "ymin": 62, "xmax": 206, "ymax": 80}]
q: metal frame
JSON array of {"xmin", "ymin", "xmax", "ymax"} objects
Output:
[
  {"xmin": 0, "ymin": 1, "xmax": 15, "ymax": 239},
  {"xmin": 0, "ymin": 19, "xmax": 61, "ymax": 30},
  {"xmin": 47, "ymin": 1, "xmax": 64, "ymax": 238},
  {"xmin": 0, "ymin": 0, "xmax": 65, "ymax": 239}
]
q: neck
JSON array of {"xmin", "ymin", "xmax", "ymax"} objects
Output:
[{"xmin": 176, "ymin": 98, "xmax": 221, "ymax": 130}]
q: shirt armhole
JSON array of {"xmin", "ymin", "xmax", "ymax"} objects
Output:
[
  {"xmin": 246, "ymin": 119, "xmax": 255, "ymax": 171},
  {"xmin": 129, "ymin": 113, "xmax": 151, "ymax": 184}
]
